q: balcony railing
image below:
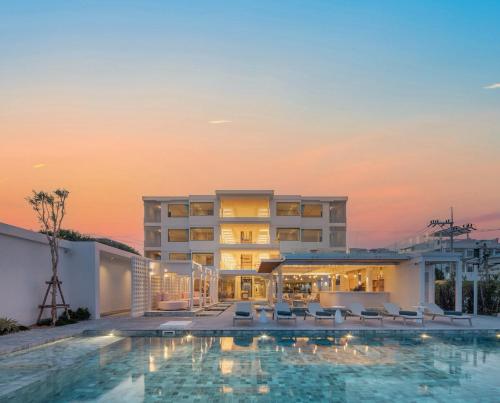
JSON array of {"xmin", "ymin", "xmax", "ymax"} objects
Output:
[{"xmin": 220, "ymin": 208, "xmax": 270, "ymax": 218}]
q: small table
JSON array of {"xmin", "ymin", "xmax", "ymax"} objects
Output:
[
  {"xmin": 255, "ymin": 305, "xmax": 273, "ymax": 323},
  {"xmin": 324, "ymin": 306, "xmax": 347, "ymax": 324},
  {"xmin": 291, "ymin": 306, "xmax": 308, "ymax": 319}
]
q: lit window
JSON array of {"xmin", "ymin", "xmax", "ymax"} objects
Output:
[
  {"xmin": 190, "ymin": 227, "xmax": 214, "ymax": 241},
  {"xmin": 168, "ymin": 203, "xmax": 188, "ymax": 217},
  {"xmin": 276, "ymin": 202, "xmax": 300, "ymax": 216},
  {"xmin": 190, "ymin": 202, "xmax": 214, "ymax": 216},
  {"xmin": 168, "ymin": 229, "xmax": 189, "ymax": 242},
  {"xmin": 276, "ymin": 228, "xmax": 300, "ymax": 241},
  {"xmin": 169, "ymin": 252, "xmax": 190, "ymax": 261},
  {"xmin": 301, "ymin": 204, "xmax": 322, "ymax": 217},
  {"xmin": 192, "ymin": 253, "xmax": 214, "ymax": 266},
  {"xmin": 145, "ymin": 251, "xmax": 161, "ymax": 260},
  {"xmin": 301, "ymin": 229, "xmax": 322, "ymax": 242}
]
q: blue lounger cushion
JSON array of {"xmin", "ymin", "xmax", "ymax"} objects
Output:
[
  {"xmin": 277, "ymin": 310, "xmax": 292, "ymax": 316},
  {"xmin": 235, "ymin": 311, "xmax": 250, "ymax": 317},
  {"xmin": 315, "ymin": 311, "xmax": 332, "ymax": 316},
  {"xmin": 444, "ymin": 311, "xmax": 463, "ymax": 316},
  {"xmin": 399, "ymin": 310, "xmax": 418, "ymax": 316},
  {"xmin": 361, "ymin": 310, "xmax": 379, "ymax": 316}
]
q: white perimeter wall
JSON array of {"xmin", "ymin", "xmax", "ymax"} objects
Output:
[
  {"xmin": 99, "ymin": 252, "xmax": 131, "ymax": 315},
  {"xmin": 0, "ymin": 223, "xmax": 141, "ymax": 325},
  {"xmin": 384, "ymin": 261, "xmax": 421, "ymax": 309},
  {"xmin": 0, "ymin": 224, "xmax": 97, "ymax": 325}
]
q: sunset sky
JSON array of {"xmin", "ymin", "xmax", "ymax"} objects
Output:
[{"xmin": 1, "ymin": 1, "xmax": 500, "ymax": 252}]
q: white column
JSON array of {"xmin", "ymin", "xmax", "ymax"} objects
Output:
[
  {"xmin": 455, "ymin": 260, "xmax": 463, "ymax": 312},
  {"xmin": 277, "ymin": 267, "xmax": 283, "ymax": 303},
  {"xmin": 201, "ymin": 269, "xmax": 206, "ymax": 307},
  {"xmin": 366, "ymin": 268, "xmax": 373, "ymax": 292},
  {"xmin": 473, "ymin": 264, "xmax": 478, "ymax": 316},
  {"xmin": 190, "ymin": 270, "xmax": 194, "ymax": 310},
  {"xmin": 418, "ymin": 260, "xmax": 426, "ymax": 305},
  {"xmin": 428, "ymin": 265, "xmax": 435, "ymax": 304}
]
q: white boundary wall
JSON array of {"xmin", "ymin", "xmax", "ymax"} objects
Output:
[{"xmin": 0, "ymin": 222, "xmax": 145, "ymax": 325}]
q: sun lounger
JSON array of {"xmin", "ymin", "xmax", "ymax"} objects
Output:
[
  {"xmin": 424, "ymin": 303, "xmax": 472, "ymax": 326},
  {"xmin": 383, "ymin": 303, "xmax": 423, "ymax": 326},
  {"xmin": 348, "ymin": 302, "xmax": 383, "ymax": 325},
  {"xmin": 305, "ymin": 302, "xmax": 335, "ymax": 324},
  {"xmin": 233, "ymin": 302, "xmax": 254, "ymax": 325},
  {"xmin": 274, "ymin": 302, "xmax": 297, "ymax": 323}
]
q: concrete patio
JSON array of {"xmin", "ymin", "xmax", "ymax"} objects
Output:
[{"xmin": 1, "ymin": 304, "xmax": 499, "ymax": 356}]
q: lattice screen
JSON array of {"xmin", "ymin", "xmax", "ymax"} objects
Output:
[{"xmin": 131, "ymin": 256, "xmax": 150, "ymax": 317}]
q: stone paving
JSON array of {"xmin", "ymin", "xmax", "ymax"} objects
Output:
[{"xmin": 1, "ymin": 304, "xmax": 499, "ymax": 356}]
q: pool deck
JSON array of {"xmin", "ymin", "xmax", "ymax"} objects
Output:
[{"xmin": 1, "ymin": 305, "xmax": 499, "ymax": 356}]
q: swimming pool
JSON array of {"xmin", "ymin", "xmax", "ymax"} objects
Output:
[{"xmin": 1, "ymin": 333, "xmax": 499, "ymax": 402}]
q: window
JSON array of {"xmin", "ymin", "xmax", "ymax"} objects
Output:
[
  {"xmin": 168, "ymin": 229, "xmax": 189, "ymax": 242},
  {"xmin": 329, "ymin": 201, "xmax": 346, "ymax": 223},
  {"xmin": 190, "ymin": 202, "xmax": 214, "ymax": 216},
  {"xmin": 329, "ymin": 227, "xmax": 346, "ymax": 247},
  {"xmin": 169, "ymin": 252, "xmax": 191, "ymax": 261},
  {"xmin": 240, "ymin": 254, "xmax": 253, "ymax": 269},
  {"xmin": 190, "ymin": 227, "xmax": 214, "ymax": 241},
  {"xmin": 144, "ymin": 227, "xmax": 161, "ymax": 247},
  {"xmin": 276, "ymin": 228, "xmax": 300, "ymax": 241},
  {"xmin": 145, "ymin": 251, "xmax": 161, "ymax": 260},
  {"xmin": 192, "ymin": 253, "xmax": 214, "ymax": 266},
  {"xmin": 168, "ymin": 203, "xmax": 188, "ymax": 217},
  {"xmin": 144, "ymin": 201, "xmax": 161, "ymax": 222},
  {"xmin": 276, "ymin": 202, "xmax": 300, "ymax": 216},
  {"xmin": 301, "ymin": 204, "xmax": 322, "ymax": 217},
  {"xmin": 301, "ymin": 229, "xmax": 322, "ymax": 242}
]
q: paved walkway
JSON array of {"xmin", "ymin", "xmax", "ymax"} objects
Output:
[{"xmin": 1, "ymin": 305, "xmax": 499, "ymax": 356}]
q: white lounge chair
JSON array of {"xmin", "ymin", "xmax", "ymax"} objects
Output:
[
  {"xmin": 305, "ymin": 302, "xmax": 335, "ymax": 324},
  {"xmin": 233, "ymin": 302, "xmax": 254, "ymax": 325},
  {"xmin": 424, "ymin": 303, "xmax": 472, "ymax": 326},
  {"xmin": 348, "ymin": 302, "xmax": 383, "ymax": 325},
  {"xmin": 274, "ymin": 302, "xmax": 297, "ymax": 323},
  {"xmin": 383, "ymin": 303, "xmax": 424, "ymax": 326}
]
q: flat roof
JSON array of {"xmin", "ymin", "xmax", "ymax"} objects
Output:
[{"xmin": 257, "ymin": 251, "xmax": 411, "ymax": 273}]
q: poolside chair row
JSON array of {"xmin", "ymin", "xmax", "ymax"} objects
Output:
[{"xmin": 233, "ymin": 302, "xmax": 472, "ymax": 326}]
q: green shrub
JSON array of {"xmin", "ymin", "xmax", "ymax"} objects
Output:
[
  {"xmin": 0, "ymin": 317, "xmax": 29, "ymax": 335},
  {"xmin": 40, "ymin": 229, "xmax": 140, "ymax": 255},
  {"xmin": 435, "ymin": 279, "xmax": 500, "ymax": 315},
  {"xmin": 38, "ymin": 307, "xmax": 91, "ymax": 327}
]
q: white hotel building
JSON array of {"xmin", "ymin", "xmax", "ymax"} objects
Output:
[
  {"xmin": 142, "ymin": 189, "xmax": 467, "ymax": 313},
  {"xmin": 143, "ymin": 190, "xmax": 347, "ymax": 300}
]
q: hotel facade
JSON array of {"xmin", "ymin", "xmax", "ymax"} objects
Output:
[
  {"xmin": 143, "ymin": 190, "xmax": 347, "ymax": 300},
  {"xmin": 143, "ymin": 189, "xmax": 467, "ymax": 313}
]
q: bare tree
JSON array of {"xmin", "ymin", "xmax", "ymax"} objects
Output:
[{"xmin": 26, "ymin": 189, "xmax": 70, "ymax": 325}]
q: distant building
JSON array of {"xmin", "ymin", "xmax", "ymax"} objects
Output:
[{"xmin": 401, "ymin": 238, "xmax": 500, "ymax": 280}]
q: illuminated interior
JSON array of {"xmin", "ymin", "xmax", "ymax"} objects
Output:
[
  {"xmin": 220, "ymin": 249, "xmax": 280, "ymax": 270},
  {"xmin": 279, "ymin": 265, "xmax": 390, "ymax": 294},
  {"xmin": 220, "ymin": 224, "xmax": 270, "ymax": 244},
  {"xmin": 219, "ymin": 198, "xmax": 270, "ymax": 218}
]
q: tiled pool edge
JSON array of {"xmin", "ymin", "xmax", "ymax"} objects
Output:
[{"xmin": 83, "ymin": 328, "xmax": 500, "ymax": 338}]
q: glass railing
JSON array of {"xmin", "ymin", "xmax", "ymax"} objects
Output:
[{"xmin": 219, "ymin": 208, "xmax": 270, "ymax": 218}]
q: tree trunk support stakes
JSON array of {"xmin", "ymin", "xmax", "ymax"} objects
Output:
[{"xmin": 37, "ymin": 275, "xmax": 70, "ymax": 324}]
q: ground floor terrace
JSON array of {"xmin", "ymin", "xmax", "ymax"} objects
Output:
[{"xmin": 150, "ymin": 250, "xmax": 469, "ymax": 316}]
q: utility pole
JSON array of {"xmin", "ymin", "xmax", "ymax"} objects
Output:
[{"xmin": 428, "ymin": 207, "xmax": 476, "ymax": 254}]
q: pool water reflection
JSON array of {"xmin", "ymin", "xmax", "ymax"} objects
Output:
[{"xmin": 4, "ymin": 333, "xmax": 500, "ymax": 402}]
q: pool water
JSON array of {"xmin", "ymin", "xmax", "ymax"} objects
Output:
[{"xmin": 1, "ymin": 333, "xmax": 499, "ymax": 402}]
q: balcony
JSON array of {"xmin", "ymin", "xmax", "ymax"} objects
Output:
[
  {"xmin": 219, "ymin": 198, "xmax": 270, "ymax": 219},
  {"xmin": 219, "ymin": 250, "xmax": 280, "ymax": 270},
  {"xmin": 219, "ymin": 224, "xmax": 271, "ymax": 245}
]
